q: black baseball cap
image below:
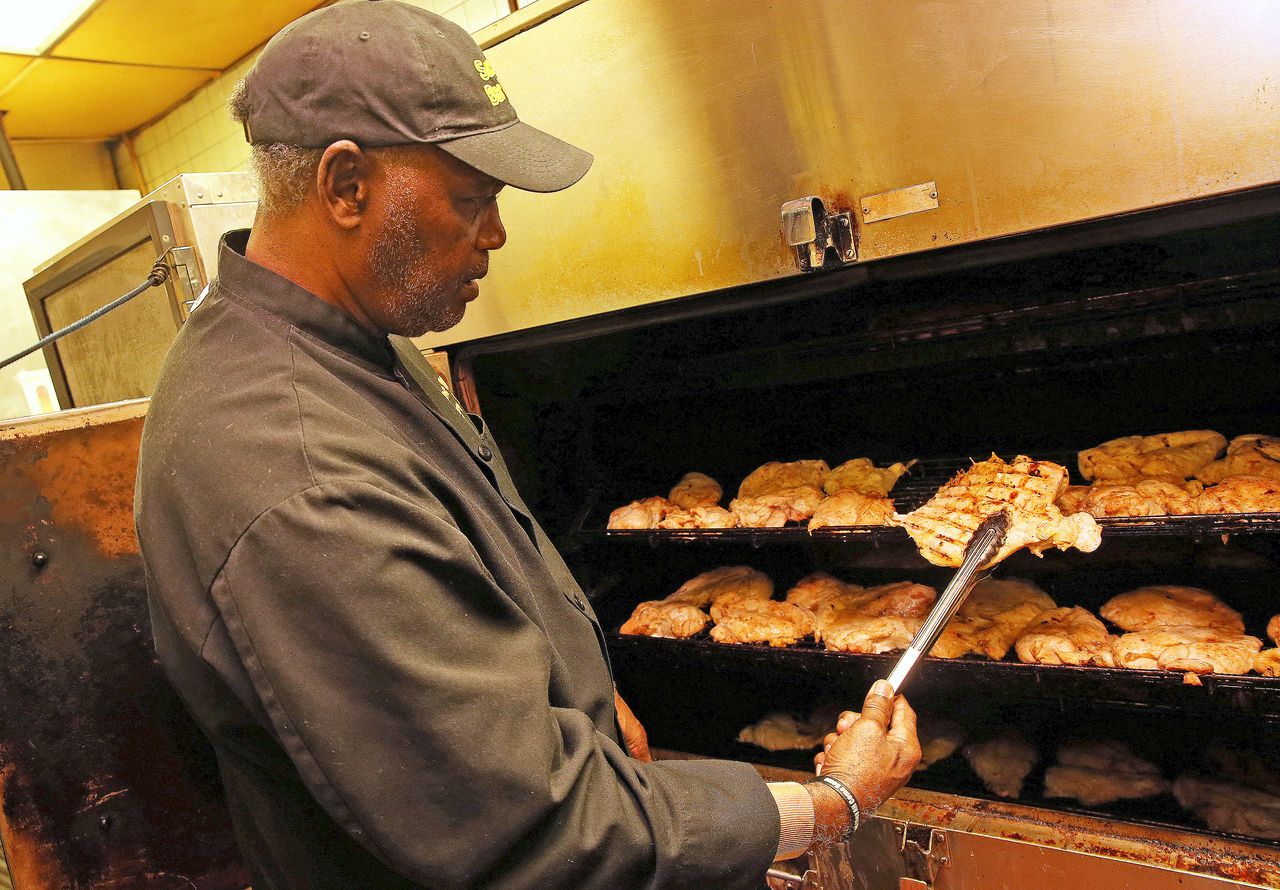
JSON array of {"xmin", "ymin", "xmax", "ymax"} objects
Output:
[{"xmin": 238, "ymin": 0, "xmax": 592, "ymax": 192}]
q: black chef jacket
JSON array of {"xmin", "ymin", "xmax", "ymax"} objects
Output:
[{"xmin": 134, "ymin": 230, "xmax": 778, "ymax": 889}]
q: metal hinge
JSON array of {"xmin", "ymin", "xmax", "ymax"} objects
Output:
[
  {"xmin": 765, "ymin": 866, "xmax": 823, "ymax": 889},
  {"xmin": 780, "ymin": 196, "xmax": 856, "ymax": 272},
  {"xmin": 892, "ymin": 821, "xmax": 950, "ymax": 889}
]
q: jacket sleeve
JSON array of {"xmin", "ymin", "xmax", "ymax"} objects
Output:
[{"xmin": 209, "ymin": 480, "xmax": 779, "ymax": 889}]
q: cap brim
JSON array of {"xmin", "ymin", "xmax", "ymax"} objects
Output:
[{"xmin": 436, "ymin": 121, "xmax": 592, "ymax": 193}]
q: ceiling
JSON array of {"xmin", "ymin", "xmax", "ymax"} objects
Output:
[{"xmin": 0, "ymin": 0, "xmax": 325, "ymax": 140}]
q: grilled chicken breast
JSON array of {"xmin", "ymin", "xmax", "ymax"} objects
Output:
[
  {"xmin": 1078, "ymin": 430, "xmax": 1226, "ymax": 482},
  {"xmin": 1113, "ymin": 626, "xmax": 1262, "ymax": 675},
  {"xmin": 1079, "ymin": 478, "xmax": 1201, "ymax": 517},
  {"xmin": 738, "ymin": 460, "xmax": 831, "ymax": 499},
  {"xmin": 736, "ymin": 713, "xmax": 826, "ymax": 751},
  {"xmin": 824, "ymin": 458, "xmax": 916, "ymax": 497},
  {"xmin": 668, "ymin": 471, "xmax": 723, "ymax": 509},
  {"xmin": 731, "ymin": 486, "xmax": 827, "ymax": 527},
  {"xmin": 1044, "ymin": 739, "xmax": 1168, "ymax": 806},
  {"xmin": 1193, "ymin": 474, "xmax": 1280, "ymax": 513},
  {"xmin": 931, "ymin": 578, "xmax": 1056, "ymax": 660},
  {"xmin": 619, "ymin": 601, "xmax": 709, "ymax": 639},
  {"xmin": 892, "ymin": 455, "xmax": 1101, "ymax": 567},
  {"xmin": 1014, "ymin": 606, "xmax": 1117, "ymax": 667},
  {"xmin": 808, "ymin": 489, "xmax": 895, "ymax": 529},
  {"xmin": 1100, "ymin": 585, "xmax": 1244, "ymax": 633},
  {"xmin": 783, "ymin": 572, "xmax": 863, "ymax": 613},
  {"xmin": 665, "ymin": 566, "xmax": 773, "ymax": 609},
  {"xmin": 657, "ymin": 506, "xmax": 737, "ymax": 529},
  {"xmin": 964, "ymin": 732, "xmax": 1038, "ymax": 799},
  {"xmin": 709, "ymin": 598, "xmax": 816, "ymax": 647},
  {"xmin": 1196, "ymin": 434, "xmax": 1280, "ymax": 485},
  {"xmin": 608, "ymin": 496, "xmax": 676, "ymax": 529}
]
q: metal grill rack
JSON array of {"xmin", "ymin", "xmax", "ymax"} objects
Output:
[{"xmin": 599, "ymin": 451, "xmax": 1280, "ymax": 545}]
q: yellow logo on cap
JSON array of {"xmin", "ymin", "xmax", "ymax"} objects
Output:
[
  {"xmin": 483, "ymin": 83, "xmax": 507, "ymax": 106},
  {"xmin": 474, "ymin": 59, "xmax": 496, "ymax": 81}
]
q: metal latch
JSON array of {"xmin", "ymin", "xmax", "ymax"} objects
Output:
[
  {"xmin": 167, "ymin": 246, "xmax": 204, "ymax": 316},
  {"xmin": 780, "ymin": 196, "xmax": 856, "ymax": 272},
  {"xmin": 892, "ymin": 822, "xmax": 950, "ymax": 889},
  {"xmin": 765, "ymin": 866, "xmax": 822, "ymax": 889}
]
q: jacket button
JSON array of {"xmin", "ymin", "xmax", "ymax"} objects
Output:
[{"xmin": 478, "ymin": 444, "xmax": 493, "ymax": 461}]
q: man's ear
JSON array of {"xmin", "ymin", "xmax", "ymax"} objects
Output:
[{"xmin": 316, "ymin": 140, "xmax": 368, "ymax": 231}]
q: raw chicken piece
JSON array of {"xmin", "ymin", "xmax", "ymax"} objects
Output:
[
  {"xmin": 1206, "ymin": 747, "xmax": 1280, "ymax": 795},
  {"xmin": 665, "ymin": 566, "xmax": 773, "ymax": 609},
  {"xmin": 821, "ymin": 615, "xmax": 922, "ymax": 654},
  {"xmin": 668, "ymin": 472, "xmax": 723, "ymax": 509},
  {"xmin": 964, "ymin": 732, "xmax": 1038, "ymax": 799},
  {"xmin": 824, "ymin": 458, "xmax": 917, "ymax": 497},
  {"xmin": 608, "ymin": 496, "xmax": 675, "ymax": 529},
  {"xmin": 1197, "ymin": 434, "xmax": 1280, "ymax": 485},
  {"xmin": 1044, "ymin": 739, "xmax": 1167, "ymax": 806},
  {"xmin": 736, "ymin": 713, "xmax": 826, "ymax": 751},
  {"xmin": 1100, "ymin": 585, "xmax": 1244, "ymax": 633},
  {"xmin": 1257, "ymin": 649, "xmax": 1280, "ymax": 677},
  {"xmin": 738, "ymin": 460, "xmax": 831, "ymax": 498},
  {"xmin": 1014, "ymin": 607, "xmax": 1117, "ymax": 667},
  {"xmin": 1173, "ymin": 776, "xmax": 1280, "ymax": 839},
  {"xmin": 731, "ymin": 486, "xmax": 826, "ymax": 527},
  {"xmin": 710, "ymin": 598, "xmax": 815, "ymax": 647},
  {"xmin": 1080, "ymin": 478, "xmax": 1201, "ymax": 517},
  {"xmin": 916, "ymin": 718, "xmax": 967, "ymax": 771},
  {"xmin": 1056, "ymin": 485, "xmax": 1090, "ymax": 514},
  {"xmin": 891, "ymin": 455, "xmax": 1101, "ymax": 568},
  {"xmin": 808, "ymin": 490, "xmax": 895, "ymax": 529},
  {"xmin": 619, "ymin": 601, "xmax": 709, "ymax": 639},
  {"xmin": 1113, "ymin": 626, "xmax": 1262, "ymax": 675},
  {"xmin": 931, "ymin": 578, "xmax": 1055, "ymax": 660},
  {"xmin": 1194, "ymin": 474, "xmax": 1280, "ymax": 513},
  {"xmin": 784, "ymin": 572, "xmax": 863, "ymax": 613},
  {"xmin": 1078, "ymin": 430, "xmax": 1226, "ymax": 482},
  {"xmin": 657, "ymin": 506, "xmax": 737, "ymax": 529}
]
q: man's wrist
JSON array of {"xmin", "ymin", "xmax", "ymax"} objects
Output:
[{"xmin": 804, "ymin": 777, "xmax": 855, "ymax": 848}]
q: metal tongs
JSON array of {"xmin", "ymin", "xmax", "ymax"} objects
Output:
[{"xmin": 885, "ymin": 511, "xmax": 1011, "ymax": 694}]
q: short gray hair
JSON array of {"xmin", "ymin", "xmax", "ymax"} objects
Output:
[{"xmin": 228, "ymin": 78, "xmax": 322, "ymax": 216}]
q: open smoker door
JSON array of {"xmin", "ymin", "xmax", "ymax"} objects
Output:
[{"xmin": 450, "ymin": 188, "xmax": 1280, "ymax": 888}]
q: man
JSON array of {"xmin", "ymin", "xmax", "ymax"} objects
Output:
[{"xmin": 134, "ymin": 2, "xmax": 920, "ymax": 888}]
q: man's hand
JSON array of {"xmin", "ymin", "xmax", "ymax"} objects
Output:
[
  {"xmin": 813, "ymin": 680, "xmax": 920, "ymax": 815},
  {"xmin": 614, "ymin": 691, "xmax": 653, "ymax": 762}
]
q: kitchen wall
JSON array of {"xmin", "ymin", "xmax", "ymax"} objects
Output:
[
  {"xmin": 111, "ymin": 0, "xmax": 519, "ymax": 194},
  {"xmin": 1, "ymin": 141, "xmax": 117, "ymax": 190}
]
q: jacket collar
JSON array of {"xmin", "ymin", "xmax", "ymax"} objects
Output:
[{"xmin": 215, "ymin": 229, "xmax": 396, "ymax": 372}]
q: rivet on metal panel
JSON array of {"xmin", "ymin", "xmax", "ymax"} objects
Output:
[{"xmin": 195, "ymin": 191, "xmax": 204, "ymax": 199}]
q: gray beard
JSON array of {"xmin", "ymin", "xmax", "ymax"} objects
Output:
[{"xmin": 368, "ymin": 186, "xmax": 465, "ymax": 336}]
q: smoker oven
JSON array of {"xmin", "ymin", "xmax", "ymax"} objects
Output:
[{"xmin": 444, "ymin": 186, "xmax": 1280, "ymax": 887}]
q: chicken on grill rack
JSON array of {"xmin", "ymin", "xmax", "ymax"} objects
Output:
[
  {"xmin": 735, "ymin": 712, "xmax": 827, "ymax": 751},
  {"xmin": 823, "ymin": 457, "xmax": 916, "ymax": 497},
  {"xmin": 1100, "ymin": 586, "xmax": 1245, "ymax": 633},
  {"xmin": 665, "ymin": 565, "xmax": 773, "ymax": 610},
  {"xmin": 892, "ymin": 454, "xmax": 1101, "ymax": 567},
  {"xmin": 668, "ymin": 471, "xmax": 723, "ymax": 509},
  {"xmin": 783, "ymin": 572, "xmax": 862, "ymax": 613},
  {"xmin": 1174, "ymin": 776, "xmax": 1280, "ymax": 840},
  {"xmin": 738, "ymin": 459, "xmax": 831, "ymax": 498},
  {"xmin": 731, "ymin": 487, "xmax": 826, "ymax": 527},
  {"xmin": 1014, "ymin": 606, "xmax": 1117, "ymax": 667},
  {"xmin": 1044, "ymin": 739, "xmax": 1168, "ymax": 807},
  {"xmin": 608, "ymin": 496, "xmax": 676, "ymax": 529},
  {"xmin": 807, "ymin": 489, "xmax": 895, "ymax": 529},
  {"xmin": 1193, "ymin": 474, "xmax": 1280, "ymax": 513},
  {"xmin": 1112, "ymin": 626, "xmax": 1262, "ymax": 676},
  {"xmin": 930, "ymin": 578, "xmax": 1055, "ymax": 660},
  {"xmin": 1076, "ymin": 478, "xmax": 1201, "ymax": 517},
  {"xmin": 1078, "ymin": 430, "xmax": 1226, "ymax": 482},
  {"xmin": 657, "ymin": 506, "xmax": 737, "ymax": 529},
  {"xmin": 813, "ymin": 581, "xmax": 937, "ymax": 646},
  {"xmin": 964, "ymin": 731, "xmax": 1038, "ymax": 799},
  {"xmin": 1196, "ymin": 434, "xmax": 1280, "ymax": 484},
  {"xmin": 619, "ymin": 601, "xmax": 709, "ymax": 639},
  {"xmin": 1258, "ymin": 615, "xmax": 1280, "ymax": 677},
  {"xmin": 709, "ymin": 598, "xmax": 815, "ymax": 647}
]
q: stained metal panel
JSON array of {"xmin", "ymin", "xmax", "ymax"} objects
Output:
[
  {"xmin": 427, "ymin": 0, "xmax": 1280, "ymax": 346},
  {"xmin": 0, "ymin": 402, "xmax": 246, "ymax": 889}
]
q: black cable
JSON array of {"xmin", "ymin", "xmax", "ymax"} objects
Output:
[{"xmin": 0, "ymin": 256, "xmax": 172, "ymax": 373}]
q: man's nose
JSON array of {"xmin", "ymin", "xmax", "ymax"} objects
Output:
[{"xmin": 479, "ymin": 202, "xmax": 507, "ymax": 251}]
